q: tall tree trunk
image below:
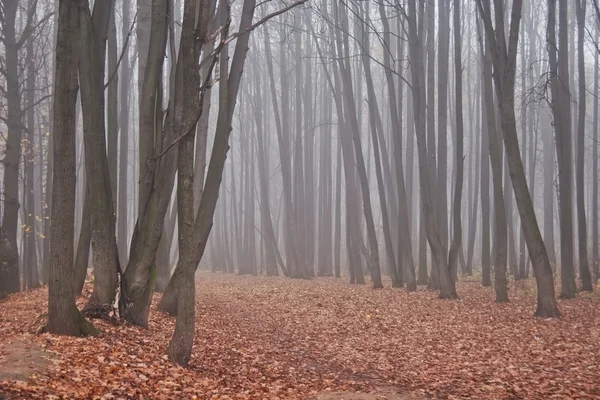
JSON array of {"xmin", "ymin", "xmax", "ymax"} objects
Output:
[
  {"xmin": 24, "ymin": 18, "xmax": 40, "ymax": 290},
  {"xmin": 480, "ymin": 40, "xmax": 508, "ymax": 302},
  {"xmin": 122, "ymin": 0, "xmax": 175, "ymax": 327},
  {"xmin": 117, "ymin": 0, "xmax": 131, "ymax": 265},
  {"xmin": 477, "ymin": 16, "xmax": 491, "ymax": 287},
  {"xmin": 264, "ymin": 23, "xmax": 301, "ymax": 278},
  {"xmin": 593, "ymin": 26, "xmax": 599, "ymax": 283},
  {"xmin": 0, "ymin": 0, "xmax": 24, "ymax": 298},
  {"xmin": 437, "ymin": 0, "xmax": 450, "ymax": 257},
  {"xmin": 407, "ymin": 0, "xmax": 456, "ymax": 299},
  {"xmin": 548, "ymin": 0, "xmax": 577, "ymax": 299},
  {"xmin": 77, "ymin": 0, "xmax": 120, "ymax": 310},
  {"xmin": 575, "ymin": 0, "xmax": 593, "ymax": 292},
  {"xmin": 107, "ymin": 7, "xmax": 119, "ymax": 210},
  {"xmin": 448, "ymin": 0, "xmax": 464, "ymax": 282},
  {"xmin": 333, "ymin": 135, "xmax": 342, "ymax": 279},
  {"xmin": 334, "ymin": 0, "xmax": 382, "ymax": 289},
  {"xmin": 378, "ymin": 1, "xmax": 416, "ymax": 290},
  {"xmin": 47, "ymin": 0, "xmax": 97, "ymax": 337},
  {"xmin": 476, "ymin": 0, "xmax": 559, "ymax": 317}
]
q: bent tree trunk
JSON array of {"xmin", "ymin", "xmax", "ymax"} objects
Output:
[{"xmin": 476, "ymin": 0, "xmax": 559, "ymax": 317}]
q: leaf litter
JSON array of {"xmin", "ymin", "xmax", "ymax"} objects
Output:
[{"xmin": 0, "ymin": 273, "xmax": 599, "ymax": 399}]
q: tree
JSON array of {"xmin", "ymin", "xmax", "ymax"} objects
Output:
[
  {"xmin": 574, "ymin": 0, "xmax": 593, "ymax": 292},
  {"xmin": 448, "ymin": 0, "xmax": 464, "ymax": 283},
  {"xmin": 547, "ymin": 0, "xmax": 577, "ymax": 299},
  {"xmin": 0, "ymin": 0, "xmax": 47, "ymax": 297},
  {"xmin": 476, "ymin": 0, "xmax": 559, "ymax": 317},
  {"xmin": 478, "ymin": 30, "xmax": 508, "ymax": 302},
  {"xmin": 404, "ymin": 0, "xmax": 457, "ymax": 299},
  {"xmin": 47, "ymin": 0, "xmax": 97, "ymax": 337},
  {"xmin": 76, "ymin": 0, "xmax": 120, "ymax": 310}
]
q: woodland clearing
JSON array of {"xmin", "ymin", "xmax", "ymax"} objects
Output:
[{"xmin": 0, "ymin": 273, "xmax": 599, "ymax": 399}]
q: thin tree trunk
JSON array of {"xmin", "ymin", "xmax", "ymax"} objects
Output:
[
  {"xmin": 448, "ymin": 0, "xmax": 464, "ymax": 283},
  {"xmin": 575, "ymin": 0, "xmax": 593, "ymax": 291},
  {"xmin": 117, "ymin": 0, "xmax": 131, "ymax": 265},
  {"xmin": 548, "ymin": 0, "xmax": 577, "ymax": 298},
  {"xmin": 593, "ymin": 26, "xmax": 599, "ymax": 283}
]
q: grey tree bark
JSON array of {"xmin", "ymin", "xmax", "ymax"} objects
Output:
[
  {"xmin": 76, "ymin": 0, "xmax": 120, "ymax": 310},
  {"xmin": 476, "ymin": 0, "xmax": 559, "ymax": 317},
  {"xmin": 575, "ymin": 0, "xmax": 593, "ymax": 292},
  {"xmin": 47, "ymin": 0, "xmax": 97, "ymax": 337},
  {"xmin": 547, "ymin": 0, "xmax": 577, "ymax": 299}
]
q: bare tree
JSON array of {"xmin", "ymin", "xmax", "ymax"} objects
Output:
[
  {"xmin": 574, "ymin": 0, "xmax": 593, "ymax": 292},
  {"xmin": 476, "ymin": 0, "xmax": 559, "ymax": 317},
  {"xmin": 547, "ymin": 0, "xmax": 577, "ymax": 299},
  {"xmin": 47, "ymin": 0, "xmax": 97, "ymax": 336}
]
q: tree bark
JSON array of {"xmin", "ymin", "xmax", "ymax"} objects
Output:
[
  {"xmin": 547, "ymin": 0, "xmax": 577, "ymax": 299},
  {"xmin": 0, "ymin": 0, "xmax": 24, "ymax": 298},
  {"xmin": 575, "ymin": 0, "xmax": 593, "ymax": 292},
  {"xmin": 407, "ymin": 0, "xmax": 456, "ymax": 299},
  {"xmin": 47, "ymin": 0, "xmax": 97, "ymax": 337},
  {"xmin": 476, "ymin": 0, "xmax": 559, "ymax": 317},
  {"xmin": 448, "ymin": 0, "xmax": 464, "ymax": 283},
  {"xmin": 77, "ymin": 0, "xmax": 120, "ymax": 310}
]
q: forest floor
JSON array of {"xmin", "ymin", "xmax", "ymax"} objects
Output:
[{"xmin": 0, "ymin": 273, "xmax": 599, "ymax": 399}]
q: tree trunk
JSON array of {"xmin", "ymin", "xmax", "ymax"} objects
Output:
[
  {"xmin": 480, "ymin": 42, "xmax": 508, "ymax": 302},
  {"xmin": 122, "ymin": 0, "xmax": 175, "ymax": 327},
  {"xmin": 335, "ymin": 1, "xmax": 382, "ymax": 289},
  {"xmin": 593, "ymin": 26, "xmax": 599, "ymax": 283},
  {"xmin": 437, "ymin": 0, "xmax": 450, "ymax": 258},
  {"xmin": 448, "ymin": 0, "xmax": 464, "ymax": 283},
  {"xmin": 73, "ymin": 183, "xmax": 92, "ymax": 295},
  {"xmin": 548, "ymin": 0, "xmax": 577, "ymax": 299},
  {"xmin": 0, "ymin": 0, "xmax": 24, "ymax": 298},
  {"xmin": 77, "ymin": 0, "xmax": 120, "ymax": 310},
  {"xmin": 378, "ymin": 1, "xmax": 416, "ymax": 290},
  {"xmin": 47, "ymin": 0, "xmax": 97, "ymax": 337},
  {"xmin": 407, "ymin": 0, "xmax": 456, "ymax": 299},
  {"xmin": 24, "ymin": 19, "xmax": 40, "ymax": 290},
  {"xmin": 477, "ymin": 18, "xmax": 491, "ymax": 287},
  {"xmin": 575, "ymin": 0, "xmax": 593, "ymax": 292},
  {"xmin": 476, "ymin": 0, "xmax": 559, "ymax": 317},
  {"xmin": 117, "ymin": 0, "xmax": 131, "ymax": 265},
  {"xmin": 107, "ymin": 7, "xmax": 119, "ymax": 210}
]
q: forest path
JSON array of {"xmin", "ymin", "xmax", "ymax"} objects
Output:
[{"xmin": 0, "ymin": 273, "xmax": 599, "ymax": 399}]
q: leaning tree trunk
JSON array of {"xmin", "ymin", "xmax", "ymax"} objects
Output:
[
  {"xmin": 480, "ymin": 45, "xmax": 508, "ymax": 302},
  {"xmin": 476, "ymin": 0, "xmax": 559, "ymax": 317},
  {"xmin": 335, "ymin": 1, "xmax": 382, "ymax": 289}
]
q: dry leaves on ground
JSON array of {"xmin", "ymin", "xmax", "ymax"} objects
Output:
[{"xmin": 0, "ymin": 273, "xmax": 599, "ymax": 399}]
